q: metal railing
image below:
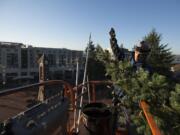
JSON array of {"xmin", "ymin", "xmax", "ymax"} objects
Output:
[
  {"xmin": 0, "ymin": 80, "xmax": 75, "ymax": 109},
  {"xmin": 0, "ymin": 80, "xmax": 162, "ymax": 135}
]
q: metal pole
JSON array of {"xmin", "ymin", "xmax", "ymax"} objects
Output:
[
  {"xmin": 92, "ymin": 84, "xmax": 96, "ymax": 102},
  {"xmin": 74, "ymin": 59, "xmax": 79, "ymax": 131},
  {"xmin": 77, "ymin": 34, "xmax": 91, "ymax": 133},
  {"xmin": 87, "ymin": 75, "xmax": 91, "ymax": 103}
]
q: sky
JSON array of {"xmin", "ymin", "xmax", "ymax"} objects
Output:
[{"xmin": 0, "ymin": 0, "xmax": 179, "ymax": 54}]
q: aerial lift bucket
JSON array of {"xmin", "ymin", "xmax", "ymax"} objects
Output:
[{"xmin": 82, "ymin": 102, "xmax": 113, "ymax": 135}]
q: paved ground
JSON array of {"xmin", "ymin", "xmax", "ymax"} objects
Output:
[
  {"xmin": 0, "ymin": 84, "xmax": 62, "ymax": 122},
  {"xmin": 0, "ymin": 89, "xmax": 38, "ymax": 121}
]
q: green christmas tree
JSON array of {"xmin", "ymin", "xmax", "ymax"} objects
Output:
[
  {"xmin": 106, "ymin": 60, "xmax": 180, "ymax": 135},
  {"xmin": 170, "ymin": 84, "xmax": 180, "ymax": 113},
  {"xmin": 105, "ymin": 28, "xmax": 180, "ymax": 135}
]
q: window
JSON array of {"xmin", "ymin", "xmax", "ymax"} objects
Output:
[
  {"xmin": 21, "ymin": 72, "xmax": 27, "ymax": 76},
  {"xmin": 21, "ymin": 49, "xmax": 28, "ymax": 69},
  {"xmin": 59, "ymin": 54, "xmax": 66, "ymax": 66},
  {"xmin": 30, "ymin": 50, "xmax": 35, "ymax": 67},
  {"xmin": 7, "ymin": 53, "xmax": 18, "ymax": 68},
  {"xmin": 48, "ymin": 54, "xmax": 56, "ymax": 66},
  {"xmin": 65, "ymin": 70, "xmax": 72, "ymax": 79}
]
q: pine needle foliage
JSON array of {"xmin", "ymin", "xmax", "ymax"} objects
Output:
[
  {"xmin": 144, "ymin": 29, "xmax": 174, "ymax": 76},
  {"xmin": 104, "ymin": 29, "xmax": 179, "ymax": 135},
  {"xmin": 106, "ymin": 59, "xmax": 180, "ymax": 135},
  {"xmin": 85, "ymin": 29, "xmax": 179, "ymax": 134},
  {"xmin": 86, "ymin": 43, "xmax": 110, "ymax": 80}
]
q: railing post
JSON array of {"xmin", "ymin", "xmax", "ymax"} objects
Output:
[
  {"xmin": 92, "ymin": 83, "xmax": 96, "ymax": 102},
  {"xmin": 140, "ymin": 101, "xmax": 162, "ymax": 135}
]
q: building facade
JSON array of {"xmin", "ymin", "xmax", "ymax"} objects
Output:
[
  {"xmin": 0, "ymin": 42, "xmax": 85, "ymax": 85},
  {"xmin": 172, "ymin": 55, "xmax": 180, "ymax": 64}
]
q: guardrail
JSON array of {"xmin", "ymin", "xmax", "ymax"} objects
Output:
[
  {"xmin": 0, "ymin": 80, "xmax": 75, "ymax": 109},
  {"xmin": 0, "ymin": 80, "xmax": 162, "ymax": 135}
]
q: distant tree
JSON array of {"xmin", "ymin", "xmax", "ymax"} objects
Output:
[
  {"xmin": 87, "ymin": 41, "xmax": 96, "ymax": 58},
  {"xmin": 95, "ymin": 44, "xmax": 111, "ymax": 64},
  {"xmin": 144, "ymin": 29, "xmax": 174, "ymax": 76},
  {"xmin": 86, "ymin": 42, "xmax": 109, "ymax": 80}
]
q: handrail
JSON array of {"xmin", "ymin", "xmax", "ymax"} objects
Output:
[
  {"xmin": 0, "ymin": 80, "xmax": 162, "ymax": 135},
  {"xmin": 140, "ymin": 101, "xmax": 162, "ymax": 135},
  {"xmin": 0, "ymin": 80, "xmax": 75, "ymax": 109},
  {"xmin": 73, "ymin": 80, "xmax": 113, "ymax": 91},
  {"xmin": 73, "ymin": 80, "xmax": 113, "ymax": 102}
]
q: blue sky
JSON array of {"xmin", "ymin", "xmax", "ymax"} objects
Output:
[{"xmin": 0, "ymin": 0, "xmax": 179, "ymax": 54}]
